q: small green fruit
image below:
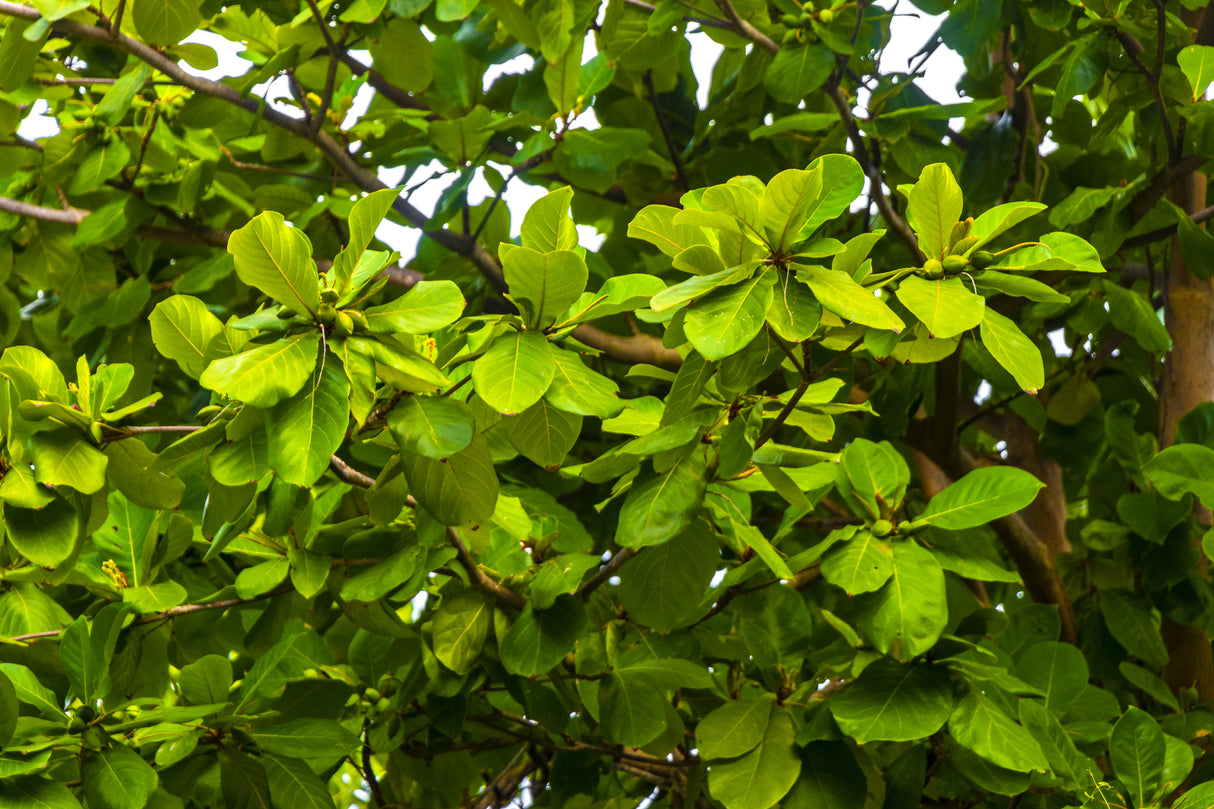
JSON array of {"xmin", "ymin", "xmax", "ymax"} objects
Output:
[
  {"xmin": 923, "ymin": 258, "xmax": 944, "ymax": 279},
  {"xmin": 68, "ymin": 717, "xmax": 86, "ymax": 734},
  {"xmin": 871, "ymin": 519, "xmax": 893, "ymax": 538},
  {"xmin": 375, "ymin": 697, "xmax": 391, "ymax": 712},
  {"xmin": 970, "ymin": 251, "xmax": 996, "ymax": 269},
  {"xmin": 364, "ymin": 688, "xmax": 381, "ymax": 702},
  {"xmin": 779, "ymin": 13, "xmax": 799, "ymax": 25},
  {"xmin": 782, "ymin": 28, "xmax": 799, "ymax": 44},
  {"xmin": 819, "ymin": 7, "xmax": 835, "ymax": 23},
  {"xmin": 942, "ymin": 255, "xmax": 968, "ymax": 273}
]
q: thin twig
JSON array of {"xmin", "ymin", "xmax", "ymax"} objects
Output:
[
  {"xmin": 577, "ymin": 548, "xmax": 638, "ymax": 599},
  {"xmin": 712, "ymin": 0, "xmax": 778, "ymax": 52},
  {"xmin": 329, "ymin": 455, "xmax": 377, "ymax": 488},
  {"xmin": 643, "ymin": 71, "xmax": 688, "ymax": 193},
  {"xmin": 448, "ymin": 527, "xmax": 527, "ymax": 610}
]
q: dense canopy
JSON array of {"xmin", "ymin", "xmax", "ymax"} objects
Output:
[{"xmin": 2, "ymin": 0, "xmax": 1214, "ymax": 808}]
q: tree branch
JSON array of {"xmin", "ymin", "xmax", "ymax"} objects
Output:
[
  {"xmin": 712, "ymin": 0, "xmax": 779, "ymax": 53},
  {"xmin": 643, "ymin": 71, "xmax": 689, "ymax": 193},
  {"xmin": 577, "ymin": 548, "xmax": 637, "ymax": 598},
  {"xmin": 448, "ymin": 526, "xmax": 527, "ymax": 610}
]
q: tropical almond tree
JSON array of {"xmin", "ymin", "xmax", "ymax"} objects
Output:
[{"xmin": 0, "ymin": 1, "xmax": 1213, "ymax": 808}]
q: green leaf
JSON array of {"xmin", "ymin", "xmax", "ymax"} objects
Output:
[
  {"xmin": 472, "ymin": 331, "xmax": 556, "ymax": 415},
  {"xmin": 520, "ymin": 186, "xmax": 578, "ymax": 252},
  {"xmin": 93, "ymin": 491, "xmax": 157, "ymax": 586},
  {"xmin": 828, "ymin": 658, "xmax": 953, "ymax": 743},
  {"xmin": 907, "ymin": 163, "xmax": 963, "ymax": 260},
  {"xmin": 235, "ymin": 558, "xmax": 290, "ymax": 598},
  {"xmin": 620, "ymin": 520, "xmax": 717, "ymax": 632},
  {"xmin": 979, "ymin": 308, "xmax": 1044, "ymax": 393},
  {"xmin": 178, "ymin": 654, "xmax": 234, "ymax": 706},
  {"xmin": 228, "ymin": 211, "xmax": 321, "ymax": 319},
  {"xmin": 149, "ymin": 294, "xmax": 223, "ymax": 378},
  {"xmin": 707, "ymin": 707, "xmax": 801, "ymax": 809},
  {"xmin": 0, "ymin": 463, "xmax": 55, "ymax": 509},
  {"xmin": 83, "ymin": 744, "xmax": 159, "ymax": 809},
  {"xmin": 1011, "ymin": 641, "xmax": 1089, "ymax": 716},
  {"xmin": 69, "ymin": 139, "xmax": 130, "ymax": 195},
  {"xmin": 389, "ymin": 396, "xmax": 475, "ymax": 459},
  {"xmin": 104, "ymin": 439, "xmax": 185, "ymax": 510},
  {"xmin": 432, "ymin": 593, "xmax": 490, "ymax": 675},
  {"xmin": 1110, "ymin": 707, "xmax": 1165, "ymax": 809},
  {"xmin": 132, "ymin": 0, "xmax": 201, "ymax": 44},
  {"xmin": 546, "ymin": 348, "xmax": 624, "ymax": 418},
  {"xmin": 1099, "ymin": 589, "xmax": 1169, "ymax": 666},
  {"xmin": 1179, "ymin": 45, "xmax": 1214, "ymax": 101},
  {"xmin": 503, "ymin": 247, "xmax": 588, "ymax": 329},
  {"xmin": 973, "ymin": 271, "xmax": 1070, "ymax": 304},
  {"xmin": 0, "ymin": 779, "xmax": 82, "ymax": 808},
  {"xmin": 250, "ymin": 718, "xmax": 360, "ymax": 758},
  {"xmin": 0, "ymin": 669, "xmax": 15, "ymax": 748},
  {"xmin": 784, "ymin": 742, "xmax": 866, "ymax": 809},
  {"xmin": 332, "ymin": 187, "xmax": 398, "ymax": 293},
  {"xmin": 801, "ymin": 267, "xmax": 905, "ymax": 331},
  {"xmin": 820, "ymin": 532, "xmax": 894, "ymax": 595},
  {"xmin": 917, "ymin": 466, "xmax": 1044, "ymax": 530},
  {"xmin": 1146, "ymin": 444, "xmax": 1214, "ymax": 507},
  {"xmin": 29, "ymin": 432, "xmax": 108, "ymax": 494},
  {"xmin": 697, "ymin": 696, "xmax": 775, "ymax": 759},
  {"xmin": 559, "ymin": 127, "xmax": 651, "ymax": 173},
  {"xmin": 0, "ymin": 19, "xmax": 44, "ymax": 92},
  {"xmin": 1103, "ymin": 281, "xmax": 1172, "ymax": 353},
  {"xmin": 684, "ymin": 270, "xmax": 775, "ymax": 361},
  {"xmin": 599, "ymin": 671, "xmax": 668, "ymax": 746},
  {"xmin": 1119, "ymin": 662, "xmax": 1180, "ymax": 712},
  {"xmin": 969, "ymin": 201, "xmax": 1046, "ymax": 249},
  {"xmin": 763, "ymin": 43, "xmax": 834, "ymax": 104},
  {"xmin": 4, "ymin": 497, "xmax": 77, "ymax": 567},
  {"xmin": 856, "ymin": 540, "xmax": 947, "ymax": 660},
  {"xmin": 500, "ymin": 595, "xmax": 587, "ymax": 676},
  {"xmin": 627, "ymin": 205, "xmax": 711, "ymax": 258},
  {"xmin": 400, "ymin": 433, "xmax": 499, "ymax": 526},
  {"xmin": 362, "ymin": 281, "xmax": 465, "ymax": 334},
  {"xmin": 0, "ymin": 662, "xmax": 65, "ymax": 718},
  {"xmin": 219, "ymin": 748, "xmax": 272, "ymax": 809},
  {"xmin": 948, "ymin": 691, "xmax": 1049, "ymax": 772},
  {"xmin": 615, "ymin": 454, "xmax": 707, "ymax": 548},
  {"xmin": 267, "ymin": 361, "xmax": 350, "ymax": 486},
  {"xmin": 766, "ymin": 272, "xmax": 821, "ymax": 342},
  {"xmin": 505, "ymin": 398, "xmax": 581, "ymax": 468},
  {"xmin": 895, "ymin": 276, "xmax": 985, "ymax": 339},
  {"xmin": 261, "ymin": 754, "xmax": 333, "ymax": 809},
  {"xmin": 200, "ymin": 334, "xmax": 319, "ymax": 408}
]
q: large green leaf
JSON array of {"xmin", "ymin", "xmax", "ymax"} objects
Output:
[
  {"xmin": 505, "ymin": 398, "xmax": 581, "ymax": 468},
  {"xmin": 766, "ymin": 273, "xmax": 821, "ymax": 342},
  {"xmin": 1103, "ymin": 281, "xmax": 1171, "ymax": 353},
  {"xmin": 29, "ymin": 432, "xmax": 108, "ymax": 494},
  {"xmin": 502, "ymin": 247, "xmax": 588, "ymax": 329},
  {"xmin": 801, "ymin": 267, "xmax": 905, "ymax": 331},
  {"xmin": 545, "ymin": 348, "xmax": 624, "ymax": 418},
  {"xmin": 389, "ymin": 395, "xmax": 476, "ymax": 459},
  {"xmin": 267, "ymin": 362, "xmax": 350, "ymax": 486},
  {"xmin": 978, "ymin": 308, "xmax": 1044, "ymax": 392},
  {"xmin": 432, "ymin": 593, "xmax": 490, "ymax": 675},
  {"xmin": 696, "ymin": 696, "xmax": 775, "ymax": 760},
  {"xmin": 895, "ymin": 276, "xmax": 985, "ymax": 339},
  {"xmin": 0, "ymin": 779, "xmax": 82, "ymax": 808},
  {"xmin": 828, "ymin": 658, "xmax": 953, "ymax": 743},
  {"xmin": 227, "ymin": 211, "xmax": 320, "ymax": 318},
  {"xmin": 200, "ymin": 334, "xmax": 320, "ymax": 408},
  {"xmin": 599, "ymin": 671, "xmax": 668, "ymax": 746},
  {"xmin": 92, "ymin": 491, "xmax": 157, "ymax": 586},
  {"xmin": 1110, "ymin": 707, "xmax": 1165, "ymax": 809},
  {"xmin": 178, "ymin": 655, "xmax": 233, "ymax": 706},
  {"xmin": 1179, "ymin": 44, "xmax": 1214, "ymax": 102},
  {"xmin": 916, "ymin": 466, "xmax": 1044, "ymax": 529},
  {"xmin": 150, "ymin": 295, "xmax": 224, "ymax": 378},
  {"xmin": 615, "ymin": 454, "xmax": 707, "ymax": 548},
  {"xmin": 820, "ymin": 532, "xmax": 894, "ymax": 595},
  {"xmin": 520, "ymin": 186, "xmax": 578, "ymax": 252},
  {"xmin": 784, "ymin": 742, "xmax": 867, "ymax": 809},
  {"xmin": 1145, "ymin": 444, "xmax": 1214, "ymax": 507},
  {"xmin": 948, "ymin": 691, "xmax": 1049, "ymax": 772},
  {"xmin": 400, "ymin": 433, "xmax": 498, "ymax": 526},
  {"xmin": 500, "ymin": 595, "xmax": 587, "ymax": 675},
  {"xmin": 250, "ymin": 719, "xmax": 359, "ymax": 758},
  {"xmin": 620, "ymin": 519, "xmax": 718, "ymax": 632},
  {"xmin": 1011, "ymin": 641, "xmax": 1088, "ymax": 716},
  {"xmin": 332, "ymin": 187, "xmax": 398, "ymax": 293},
  {"xmin": 684, "ymin": 270, "xmax": 775, "ymax": 361},
  {"xmin": 82, "ymin": 744, "xmax": 159, "ymax": 809},
  {"xmin": 3, "ymin": 497, "xmax": 77, "ymax": 567},
  {"xmin": 362, "ymin": 280, "xmax": 465, "ymax": 334},
  {"xmin": 472, "ymin": 331, "xmax": 556, "ymax": 415},
  {"xmin": 907, "ymin": 163, "xmax": 963, "ymax": 260},
  {"xmin": 856, "ymin": 540, "xmax": 947, "ymax": 660},
  {"xmin": 219, "ymin": 748, "xmax": 272, "ymax": 809},
  {"xmin": 763, "ymin": 43, "xmax": 834, "ymax": 104},
  {"xmin": 261, "ymin": 754, "xmax": 334, "ymax": 809},
  {"xmin": 707, "ymin": 707, "xmax": 801, "ymax": 809},
  {"xmin": 1099, "ymin": 589, "xmax": 1169, "ymax": 666}
]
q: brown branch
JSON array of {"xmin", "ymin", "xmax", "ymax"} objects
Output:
[
  {"xmin": 1123, "ymin": 203, "xmax": 1214, "ymax": 249},
  {"xmin": 329, "ymin": 455, "xmax": 377, "ymax": 488},
  {"xmin": 577, "ymin": 548, "xmax": 638, "ymax": 598},
  {"xmin": 448, "ymin": 526, "xmax": 527, "ymax": 610},
  {"xmin": 0, "ymin": 194, "xmax": 87, "ymax": 225},
  {"xmin": 7, "ymin": 582, "xmax": 294, "ymax": 644},
  {"xmin": 827, "ymin": 84, "xmax": 924, "ymax": 261},
  {"xmin": 1115, "ymin": 27, "xmax": 1177, "ymax": 165},
  {"xmin": 1127, "ymin": 154, "xmax": 1208, "ymax": 224},
  {"xmin": 623, "ymin": 0, "xmax": 734, "ymax": 31},
  {"xmin": 712, "ymin": 0, "xmax": 778, "ymax": 53},
  {"xmin": 643, "ymin": 71, "xmax": 689, "ymax": 193}
]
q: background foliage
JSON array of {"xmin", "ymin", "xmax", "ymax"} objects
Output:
[{"xmin": 2, "ymin": 0, "xmax": 1214, "ymax": 808}]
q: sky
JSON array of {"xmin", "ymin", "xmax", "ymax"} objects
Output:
[{"xmin": 16, "ymin": 1, "xmax": 964, "ymax": 259}]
